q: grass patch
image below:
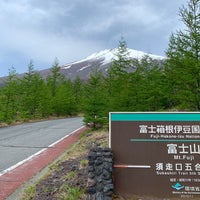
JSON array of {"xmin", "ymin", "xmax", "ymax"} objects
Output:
[
  {"xmin": 21, "ymin": 186, "xmax": 36, "ymax": 200},
  {"xmin": 66, "ymin": 186, "xmax": 83, "ymax": 200},
  {"xmin": 64, "ymin": 171, "xmax": 77, "ymax": 180},
  {"xmin": 57, "ymin": 185, "xmax": 83, "ymax": 200},
  {"xmin": 80, "ymin": 159, "xmax": 88, "ymax": 168}
]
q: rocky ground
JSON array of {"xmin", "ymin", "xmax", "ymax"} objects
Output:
[{"xmin": 28, "ymin": 157, "xmax": 87, "ymax": 200}]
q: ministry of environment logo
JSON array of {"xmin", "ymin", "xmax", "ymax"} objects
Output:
[{"xmin": 172, "ymin": 183, "xmax": 184, "ymax": 191}]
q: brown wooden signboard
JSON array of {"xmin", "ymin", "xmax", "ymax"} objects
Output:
[{"xmin": 109, "ymin": 112, "xmax": 200, "ymax": 199}]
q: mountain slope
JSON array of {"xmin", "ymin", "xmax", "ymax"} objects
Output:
[
  {"xmin": 0, "ymin": 48, "xmax": 165, "ymax": 83},
  {"xmin": 60, "ymin": 48, "xmax": 165, "ymax": 80}
]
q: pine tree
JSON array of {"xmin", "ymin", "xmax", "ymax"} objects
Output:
[
  {"xmin": 108, "ymin": 37, "xmax": 133, "ymax": 78},
  {"xmin": 20, "ymin": 61, "xmax": 45, "ymax": 118},
  {"xmin": 2, "ymin": 67, "xmax": 19, "ymax": 122},
  {"xmin": 83, "ymin": 67, "xmax": 107, "ymax": 129},
  {"xmin": 165, "ymin": 0, "xmax": 200, "ymax": 110},
  {"xmin": 133, "ymin": 56, "xmax": 166, "ymax": 111},
  {"xmin": 47, "ymin": 58, "xmax": 65, "ymax": 97},
  {"xmin": 53, "ymin": 80, "xmax": 76, "ymax": 116},
  {"xmin": 107, "ymin": 38, "xmax": 134, "ymax": 111},
  {"xmin": 73, "ymin": 76, "xmax": 84, "ymax": 112},
  {"xmin": 46, "ymin": 58, "xmax": 67, "ymax": 115}
]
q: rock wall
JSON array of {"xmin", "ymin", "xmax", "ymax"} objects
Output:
[{"xmin": 87, "ymin": 147, "xmax": 114, "ymax": 200}]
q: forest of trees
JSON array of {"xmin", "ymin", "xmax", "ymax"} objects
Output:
[{"xmin": 0, "ymin": 0, "xmax": 200, "ymax": 128}]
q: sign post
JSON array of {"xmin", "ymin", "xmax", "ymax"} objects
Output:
[{"xmin": 110, "ymin": 112, "xmax": 200, "ymax": 199}]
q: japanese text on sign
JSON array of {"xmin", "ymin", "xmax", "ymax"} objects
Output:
[{"xmin": 139, "ymin": 125, "xmax": 200, "ymax": 134}]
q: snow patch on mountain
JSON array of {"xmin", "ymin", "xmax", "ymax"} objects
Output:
[
  {"xmin": 64, "ymin": 65, "xmax": 72, "ymax": 69},
  {"xmin": 78, "ymin": 65, "xmax": 91, "ymax": 71}
]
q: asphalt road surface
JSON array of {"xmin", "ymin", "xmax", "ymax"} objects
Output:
[{"xmin": 0, "ymin": 117, "xmax": 83, "ymax": 174}]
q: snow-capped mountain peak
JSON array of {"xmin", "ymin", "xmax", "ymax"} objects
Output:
[
  {"xmin": 60, "ymin": 48, "xmax": 165, "ymax": 80},
  {"xmin": 63, "ymin": 48, "xmax": 165, "ymax": 68}
]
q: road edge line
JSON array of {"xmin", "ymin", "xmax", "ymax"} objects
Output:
[{"xmin": 0, "ymin": 126, "xmax": 85, "ymax": 177}]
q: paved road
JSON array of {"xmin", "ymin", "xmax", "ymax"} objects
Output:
[{"xmin": 0, "ymin": 117, "xmax": 83, "ymax": 173}]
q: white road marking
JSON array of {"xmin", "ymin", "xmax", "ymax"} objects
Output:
[{"xmin": 0, "ymin": 126, "xmax": 85, "ymax": 177}]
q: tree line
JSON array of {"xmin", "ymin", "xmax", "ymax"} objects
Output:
[{"xmin": 0, "ymin": 0, "xmax": 200, "ymax": 128}]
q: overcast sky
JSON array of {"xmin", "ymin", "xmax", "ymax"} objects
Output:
[{"xmin": 0, "ymin": 0, "xmax": 188, "ymax": 77}]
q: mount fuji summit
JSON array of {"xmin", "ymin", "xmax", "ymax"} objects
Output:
[{"xmin": 58, "ymin": 48, "xmax": 165, "ymax": 80}]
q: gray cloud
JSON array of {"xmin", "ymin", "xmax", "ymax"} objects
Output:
[{"xmin": 0, "ymin": 0, "xmax": 188, "ymax": 76}]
